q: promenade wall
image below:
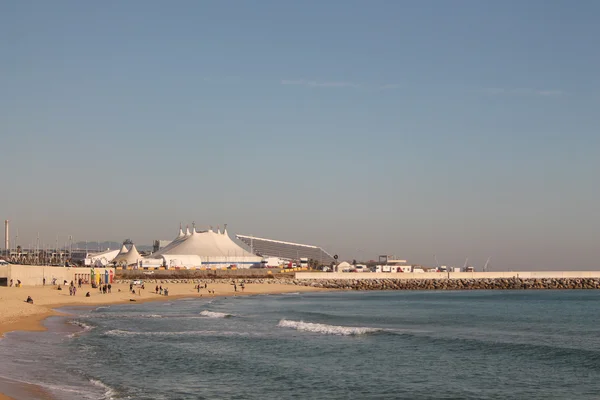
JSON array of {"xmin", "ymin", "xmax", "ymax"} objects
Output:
[
  {"xmin": 295, "ymin": 271, "xmax": 600, "ymax": 280},
  {"xmin": 0, "ymin": 265, "xmax": 115, "ymax": 286}
]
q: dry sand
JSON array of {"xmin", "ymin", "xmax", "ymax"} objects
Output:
[{"xmin": 0, "ymin": 281, "xmax": 327, "ymax": 399}]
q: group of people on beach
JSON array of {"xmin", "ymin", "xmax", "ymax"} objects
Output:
[
  {"xmin": 232, "ymin": 281, "xmax": 245, "ymax": 292},
  {"xmin": 69, "ymin": 281, "xmax": 77, "ymax": 296},
  {"xmin": 194, "ymin": 283, "xmax": 218, "ymax": 295},
  {"xmin": 154, "ymin": 285, "xmax": 168, "ymax": 296},
  {"xmin": 99, "ymin": 283, "xmax": 112, "ymax": 294}
]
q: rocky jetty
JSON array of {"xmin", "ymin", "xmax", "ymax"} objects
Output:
[
  {"xmin": 289, "ymin": 278, "xmax": 600, "ymax": 290},
  {"xmin": 114, "ymin": 277, "xmax": 600, "ymax": 290},
  {"xmin": 114, "ymin": 278, "xmax": 293, "ymax": 285}
]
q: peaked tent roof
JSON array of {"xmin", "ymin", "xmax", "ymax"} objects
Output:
[
  {"xmin": 151, "ymin": 227, "xmax": 261, "ymax": 260},
  {"xmin": 113, "ymin": 244, "xmax": 142, "ymax": 265}
]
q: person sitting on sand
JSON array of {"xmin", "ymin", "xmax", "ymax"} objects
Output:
[
  {"xmin": 85, "ymin": 292, "xmax": 90, "ymax": 297},
  {"xmin": 26, "ymin": 296, "xmax": 33, "ymax": 304}
]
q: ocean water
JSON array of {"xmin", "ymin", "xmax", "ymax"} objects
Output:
[{"xmin": 1, "ymin": 290, "xmax": 600, "ymax": 399}]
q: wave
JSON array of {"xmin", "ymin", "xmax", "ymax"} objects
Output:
[
  {"xmin": 90, "ymin": 378, "xmax": 117, "ymax": 400},
  {"xmin": 199, "ymin": 310, "xmax": 233, "ymax": 318},
  {"xmin": 68, "ymin": 320, "xmax": 95, "ymax": 338},
  {"xmin": 277, "ymin": 319, "xmax": 383, "ymax": 336},
  {"xmin": 104, "ymin": 329, "xmax": 253, "ymax": 338},
  {"xmin": 94, "ymin": 306, "xmax": 110, "ymax": 311},
  {"xmin": 80, "ymin": 313, "xmax": 163, "ymax": 319}
]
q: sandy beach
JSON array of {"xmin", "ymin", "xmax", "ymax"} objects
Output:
[
  {"xmin": 0, "ymin": 281, "xmax": 326, "ymax": 400},
  {"xmin": 0, "ymin": 281, "xmax": 324, "ymax": 336}
]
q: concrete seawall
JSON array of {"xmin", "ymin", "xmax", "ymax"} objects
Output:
[
  {"xmin": 0, "ymin": 265, "xmax": 115, "ymax": 286},
  {"xmin": 295, "ymin": 271, "xmax": 600, "ymax": 280}
]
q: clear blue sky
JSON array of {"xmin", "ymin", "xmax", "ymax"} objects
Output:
[{"xmin": 1, "ymin": 0, "xmax": 599, "ymax": 270}]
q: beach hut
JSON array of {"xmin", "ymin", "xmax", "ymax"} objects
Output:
[{"xmin": 109, "ymin": 269, "xmax": 114, "ymax": 283}]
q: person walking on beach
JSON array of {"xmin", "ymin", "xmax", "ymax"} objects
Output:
[
  {"xmin": 155, "ymin": 285, "xmax": 159, "ymax": 294},
  {"xmin": 9, "ymin": 279, "xmax": 13, "ymax": 287},
  {"xmin": 73, "ymin": 286, "xmax": 77, "ymax": 296},
  {"xmin": 43, "ymin": 278, "xmax": 46, "ymax": 286},
  {"xmin": 108, "ymin": 283, "xmax": 112, "ymax": 293}
]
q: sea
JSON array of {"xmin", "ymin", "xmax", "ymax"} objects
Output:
[{"xmin": 1, "ymin": 290, "xmax": 600, "ymax": 399}]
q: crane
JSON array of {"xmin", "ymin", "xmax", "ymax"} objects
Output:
[{"xmin": 483, "ymin": 257, "xmax": 491, "ymax": 272}]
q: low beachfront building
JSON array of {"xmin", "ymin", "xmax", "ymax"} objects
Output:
[{"xmin": 147, "ymin": 226, "xmax": 262, "ymax": 269}]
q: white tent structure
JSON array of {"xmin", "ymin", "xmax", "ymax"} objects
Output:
[
  {"xmin": 336, "ymin": 261, "xmax": 352, "ymax": 272},
  {"xmin": 113, "ymin": 244, "xmax": 142, "ymax": 266},
  {"xmin": 149, "ymin": 226, "xmax": 262, "ymax": 268},
  {"xmin": 86, "ymin": 248, "xmax": 121, "ymax": 267}
]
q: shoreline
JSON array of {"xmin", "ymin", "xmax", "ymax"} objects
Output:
[
  {"xmin": 0, "ymin": 281, "xmax": 329, "ymax": 400},
  {"xmin": 0, "ymin": 282, "xmax": 329, "ymax": 337}
]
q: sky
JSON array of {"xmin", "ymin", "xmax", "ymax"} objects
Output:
[{"xmin": 1, "ymin": 0, "xmax": 599, "ymax": 270}]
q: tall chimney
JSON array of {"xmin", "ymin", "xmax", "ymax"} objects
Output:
[{"xmin": 4, "ymin": 220, "xmax": 9, "ymax": 255}]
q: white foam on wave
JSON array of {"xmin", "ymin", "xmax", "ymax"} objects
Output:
[
  {"xmin": 68, "ymin": 320, "xmax": 95, "ymax": 338},
  {"xmin": 277, "ymin": 319, "xmax": 382, "ymax": 336},
  {"xmin": 81, "ymin": 313, "xmax": 163, "ymax": 319},
  {"xmin": 94, "ymin": 306, "xmax": 110, "ymax": 311},
  {"xmin": 104, "ymin": 329, "xmax": 252, "ymax": 337},
  {"xmin": 90, "ymin": 378, "xmax": 117, "ymax": 400},
  {"xmin": 199, "ymin": 310, "xmax": 233, "ymax": 318}
]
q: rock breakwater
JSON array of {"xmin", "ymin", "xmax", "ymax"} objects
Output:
[{"xmin": 291, "ymin": 278, "xmax": 600, "ymax": 290}]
